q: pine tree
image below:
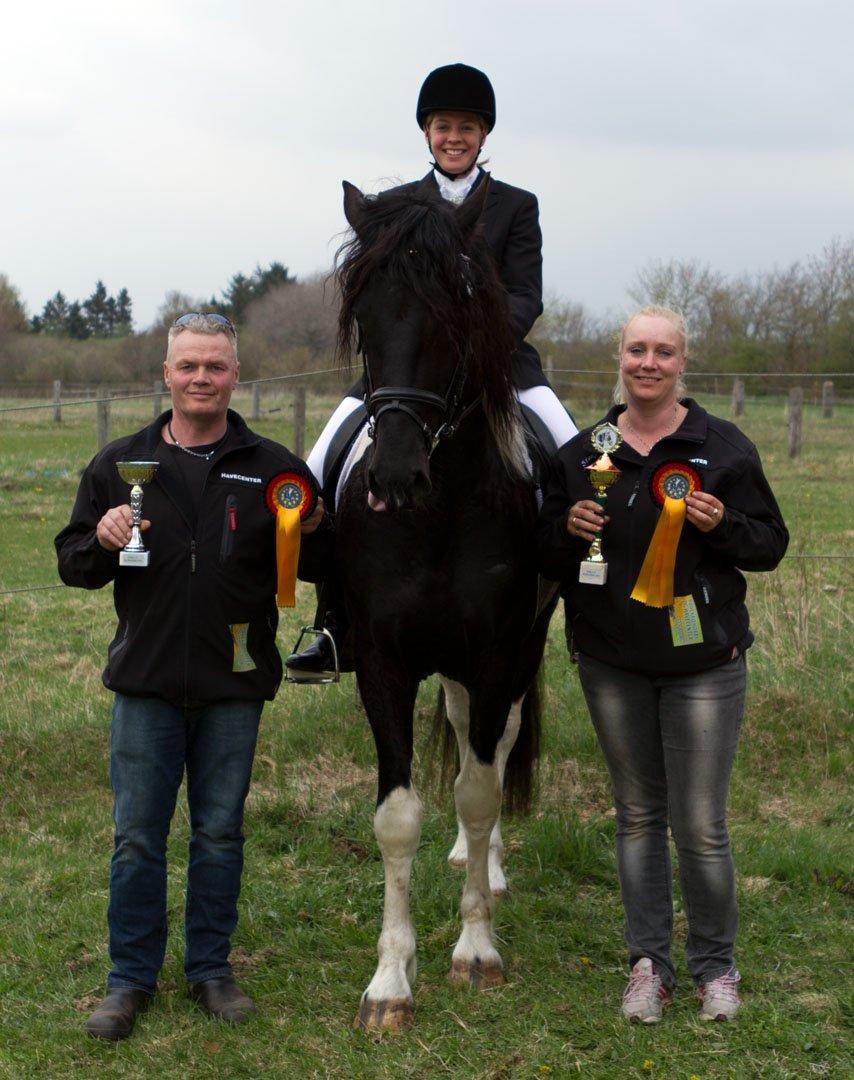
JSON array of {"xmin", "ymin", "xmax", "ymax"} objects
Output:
[
  {"xmin": 115, "ymin": 288, "xmax": 133, "ymax": 334},
  {"xmin": 66, "ymin": 301, "xmax": 90, "ymax": 340},
  {"xmin": 83, "ymin": 280, "xmax": 111, "ymax": 337}
]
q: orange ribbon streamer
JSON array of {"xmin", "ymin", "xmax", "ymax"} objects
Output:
[
  {"xmin": 630, "ymin": 495, "xmax": 686, "ymax": 608},
  {"xmin": 275, "ymin": 507, "xmax": 302, "ymax": 608}
]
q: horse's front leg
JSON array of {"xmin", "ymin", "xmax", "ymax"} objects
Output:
[
  {"xmin": 442, "ymin": 679, "xmax": 523, "ymax": 897},
  {"xmin": 354, "ymin": 665, "xmax": 421, "ymax": 1032}
]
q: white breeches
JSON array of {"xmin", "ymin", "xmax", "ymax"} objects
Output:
[{"xmin": 305, "ymin": 385, "xmax": 577, "ymax": 489}]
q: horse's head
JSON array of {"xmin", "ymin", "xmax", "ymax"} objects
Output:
[{"xmin": 337, "ymin": 177, "xmax": 514, "ymax": 512}]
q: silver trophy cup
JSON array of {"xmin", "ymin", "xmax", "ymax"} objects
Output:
[{"xmin": 116, "ymin": 461, "xmax": 159, "ymax": 567}]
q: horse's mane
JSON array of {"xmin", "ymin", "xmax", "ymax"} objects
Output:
[{"xmin": 334, "ymin": 183, "xmax": 524, "ymax": 470}]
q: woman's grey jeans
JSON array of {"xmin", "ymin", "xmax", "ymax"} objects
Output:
[{"xmin": 578, "ymin": 652, "xmax": 746, "ymax": 989}]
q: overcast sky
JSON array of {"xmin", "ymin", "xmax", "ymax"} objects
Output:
[{"xmin": 2, "ymin": 0, "xmax": 852, "ymax": 329}]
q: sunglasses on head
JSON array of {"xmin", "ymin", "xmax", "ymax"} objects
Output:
[{"xmin": 173, "ymin": 312, "xmax": 235, "ymax": 331}]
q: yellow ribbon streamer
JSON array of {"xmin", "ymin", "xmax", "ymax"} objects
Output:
[
  {"xmin": 630, "ymin": 495, "xmax": 687, "ymax": 608},
  {"xmin": 275, "ymin": 506, "xmax": 302, "ymax": 608}
]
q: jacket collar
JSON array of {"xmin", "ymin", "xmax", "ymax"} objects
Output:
[
  {"xmin": 602, "ymin": 398, "xmax": 709, "ymax": 458},
  {"xmin": 424, "ymin": 167, "xmax": 493, "ymax": 208},
  {"xmin": 124, "ymin": 408, "xmax": 261, "ymax": 459}
]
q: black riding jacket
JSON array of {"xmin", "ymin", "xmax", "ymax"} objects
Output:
[
  {"xmin": 55, "ymin": 411, "xmax": 332, "ymax": 705},
  {"xmin": 537, "ymin": 400, "xmax": 788, "ymax": 675}
]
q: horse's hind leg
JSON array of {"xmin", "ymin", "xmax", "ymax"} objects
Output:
[
  {"xmin": 441, "ymin": 679, "xmax": 471, "ymax": 869},
  {"xmin": 442, "ymin": 678, "xmax": 523, "ymax": 897},
  {"xmin": 355, "ymin": 671, "xmax": 421, "ymax": 1032}
]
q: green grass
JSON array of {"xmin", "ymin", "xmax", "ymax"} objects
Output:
[{"xmin": 0, "ymin": 392, "xmax": 851, "ymax": 1078}]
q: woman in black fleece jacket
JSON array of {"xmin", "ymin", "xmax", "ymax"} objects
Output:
[{"xmin": 537, "ymin": 306, "xmax": 787, "ymax": 1024}]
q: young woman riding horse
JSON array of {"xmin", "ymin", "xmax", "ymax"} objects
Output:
[
  {"xmin": 288, "ymin": 62, "xmax": 575, "ymax": 680},
  {"xmin": 334, "ymin": 176, "xmax": 555, "ymax": 1031}
]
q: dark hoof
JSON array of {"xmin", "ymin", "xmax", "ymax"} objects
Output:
[
  {"xmin": 450, "ymin": 958, "xmax": 505, "ymax": 988},
  {"xmin": 353, "ymin": 996, "xmax": 414, "ymax": 1031},
  {"xmin": 84, "ymin": 988, "xmax": 150, "ymax": 1041}
]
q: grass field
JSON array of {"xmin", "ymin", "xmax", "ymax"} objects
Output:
[{"xmin": 0, "ymin": 386, "xmax": 851, "ymax": 1079}]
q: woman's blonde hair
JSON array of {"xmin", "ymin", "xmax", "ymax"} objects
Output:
[{"xmin": 613, "ymin": 305, "xmax": 688, "ymax": 405}]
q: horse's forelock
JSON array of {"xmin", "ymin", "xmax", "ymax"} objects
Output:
[{"xmin": 334, "ymin": 186, "xmax": 519, "ymax": 455}]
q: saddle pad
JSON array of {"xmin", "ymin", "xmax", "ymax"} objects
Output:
[
  {"xmin": 334, "ymin": 421, "xmax": 538, "ymax": 510},
  {"xmin": 335, "ymin": 423, "xmax": 374, "ymax": 510}
]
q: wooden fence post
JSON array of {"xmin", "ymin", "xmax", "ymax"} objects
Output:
[
  {"xmin": 788, "ymin": 387, "xmax": 803, "ymax": 458},
  {"xmin": 97, "ymin": 395, "xmax": 111, "ymax": 451},
  {"xmin": 152, "ymin": 378, "xmax": 163, "ymax": 419},
  {"xmin": 53, "ymin": 379, "xmax": 62, "ymax": 423},
  {"xmin": 293, "ymin": 386, "xmax": 306, "ymax": 459},
  {"xmin": 251, "ymin": 382, "xmax": 261, "ymax": 421},
  {"xmin": 822, "ymin": 380, "xmax": 834, "ymax": 419},
  {"xmin": 731, "ymin": 378, "xmax": 745, "ymax": 417},
  {"xmin": 545, "ymin": 352, "xmax": 554, "ymax": 382}
]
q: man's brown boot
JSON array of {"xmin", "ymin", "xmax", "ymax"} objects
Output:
[
  {"xmin": 189, "ymin": 976, "xmax": 256, "ymax": 1023},
  {"xmin": 84, "ymin": 988, "xmax": 151, "ymax": 1040}
]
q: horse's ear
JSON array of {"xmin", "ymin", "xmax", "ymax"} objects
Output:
[
  {"xmin": 455, "ymin": 174, "xmax": 490, "ymax": 238},
  {"xmin": 415, "ymin": 173, "xmax": 441, "ymax": 200},
  {"xmin": 342, "ymin": 181, "xmax": 369, "ymax": 235}
]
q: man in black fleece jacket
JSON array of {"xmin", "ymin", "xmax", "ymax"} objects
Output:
[{"xmin": 56, "ymin": 313, "xmax": 332, "ymax": 1039}]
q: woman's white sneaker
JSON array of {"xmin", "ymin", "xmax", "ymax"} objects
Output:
[
  {"xmin": 621, "ymin": 958, "xmax": 672, "ymax": 1023},
  {"xmin": 698, "ymin": 968, "xmax": 741, "ymax": 1020}
]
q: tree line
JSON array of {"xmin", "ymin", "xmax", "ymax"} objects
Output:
[{"xmin": 0, "ymin": 238, "xmax": 850, "ymax": 389}]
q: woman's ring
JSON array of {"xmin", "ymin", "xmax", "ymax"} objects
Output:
[{"xmin": 713, "ymin": 507, "xmax": 720, "ymax": 517}]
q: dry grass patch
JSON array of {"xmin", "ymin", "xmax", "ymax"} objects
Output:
[
  {"xmin": 280, "ymin": 754, "xmax": 374, "ymax": 816},
  {"xmin": 538, "ymin": 758, "xmax": 611, "ymax": 821}
]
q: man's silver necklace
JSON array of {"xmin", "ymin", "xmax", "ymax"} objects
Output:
[
  {"xmin": 622, "ymin": 405, "xmax": 681, "ymax": 453},
  {"xmin": 167, "ymin": 422, "xmax": 227, "ymax": 461}
]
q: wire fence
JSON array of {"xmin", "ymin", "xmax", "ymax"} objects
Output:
[{"xmin": 2, "ymin": 366, "xmax": 851, "ymax": 599}]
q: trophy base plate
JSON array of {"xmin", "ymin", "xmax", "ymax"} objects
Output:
[
  {"xmin": 120, "ymin": 550, "xmax": 150, "ymax": 567},
  {"xmin": 579, "ymin": 560, "xmax": 607, "ymax": 585}
]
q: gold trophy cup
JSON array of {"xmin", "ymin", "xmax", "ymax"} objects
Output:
[
  {"xmin": 116, "ymin": 461, "xmax": 159, "ymax": 567},
  {"xmin": 578, "ymin": 423, "xmax": 622, "ymax": 586}
]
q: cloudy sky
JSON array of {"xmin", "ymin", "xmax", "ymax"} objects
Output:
[{"xmin": 2, "ymin": 0, "xmax": 852, "ymax": 329}]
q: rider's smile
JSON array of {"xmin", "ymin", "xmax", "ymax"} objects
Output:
[{"xmin": 425, "ymin": 111, "xmax": 485, "ymax": 176}]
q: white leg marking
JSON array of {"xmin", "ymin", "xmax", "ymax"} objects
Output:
[
  {"xmin": 451, "ymin": 754, "xmax": 504, "ymax": 986},
  {"xmin": 357, "ymin": 784, "xmax": 422, "ymax": 1029},
  {"xmin": 442, "ymin": 680, "xmax": 525, "ymax": 896},
  {"xmin": 440, "ymin": 679, "xmax": 471, "ymax": 867},
  {"xmin": 486, "ymin": 696, "xmax": 525, "ymax": 897}
]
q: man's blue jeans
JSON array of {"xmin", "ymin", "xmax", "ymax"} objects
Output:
[
  {"xmin": 578, "ymin": 653, "xmax": 746, "ymax": 989},
  {"xmin": 106, "ymin": 694, "xmax": 263, "ymax": 993}
]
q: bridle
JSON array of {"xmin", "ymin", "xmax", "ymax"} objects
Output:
[
  {"xmin": 360, "ymin": 331, "xmax": 481, "ymax": 454},
  {"xmin": 357, "ymin": 254, "xmax": 481, "ymax": 454}
]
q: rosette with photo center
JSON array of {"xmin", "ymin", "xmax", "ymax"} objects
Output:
[
  {"xmin": 265, "ymin": 471, "xmax": 318, "ymax": 521},
  {"xmin": 650, "ymin": 461, "xmax": 702, "ymax": 506}
]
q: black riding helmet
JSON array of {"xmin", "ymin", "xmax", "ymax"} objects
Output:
[{"xmin": 416, "ymin": 63, "xmax": 496, "ymax": 132}]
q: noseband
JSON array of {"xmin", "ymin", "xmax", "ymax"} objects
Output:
[{"xmin": 360, "ymin": 334, "xmax": 480, "ymax": 453}]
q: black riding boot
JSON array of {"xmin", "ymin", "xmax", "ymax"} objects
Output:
[{"xmin": 285, "ymin": 579, "xmax": 351, "ymax": 681}]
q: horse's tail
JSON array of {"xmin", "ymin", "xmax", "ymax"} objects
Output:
[
  {"xmin": 429, "ymin": 671, "xmax": 542, "ymax": 815},
  {"xmin": 503, "ymin": 669, "xmax": 542, "ymax": 815}
]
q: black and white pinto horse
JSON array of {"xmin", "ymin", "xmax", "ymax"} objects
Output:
[{"xmin": 335, "ymin": 177, "xmax": 555, "ymax": 1030}]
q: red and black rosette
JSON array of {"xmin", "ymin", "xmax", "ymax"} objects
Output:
[
  {"xmin": 631, "ymin": 462, "xmax": 703, "ymax": 609},
  {"xmin": 650, "ymin": 461, "xmax": 702, "ymax": 507},
  {"xmin": 265, "ymin": 470, "xmax": 318, "ymax": 521}
]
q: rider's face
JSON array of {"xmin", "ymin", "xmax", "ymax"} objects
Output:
[{"xmin": 424, "ymin": 112, "xmax": 485, "ymax": 176}]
